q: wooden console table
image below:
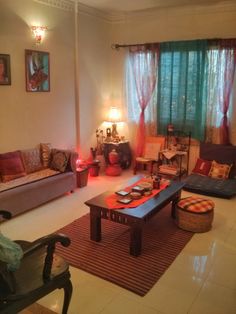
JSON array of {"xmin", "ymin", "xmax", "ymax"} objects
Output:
[{"xmin": 103, "ymin": 141, "xmax": 132, "ymax": 169}]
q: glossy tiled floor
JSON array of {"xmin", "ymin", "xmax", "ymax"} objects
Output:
[{"xmin": 2, "ymin": 170, "xmax": 236, "ymax": 314}]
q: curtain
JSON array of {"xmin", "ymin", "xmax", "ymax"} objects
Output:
[
  {"xmin": 205, "ymin": 47, "xmax": 221, "ymax": 143},
  {"xmin": 218, "ymin": 39, "xmax": 236, "ymax": 144},
  {"xmin": 128, "ymin": 44, "xmax": 159, "ymax": 157},
  {"xmin": 206, "ymin": 39, "xmax": 236, "ymax": 144},
  {"xmin": 157, "ymin": 40, "xmax": 208, "ymax": 141}
]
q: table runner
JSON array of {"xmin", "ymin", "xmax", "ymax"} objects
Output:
[{"xmin": 105, "ymin": 178, "xmax": 169, "ymax": 209}]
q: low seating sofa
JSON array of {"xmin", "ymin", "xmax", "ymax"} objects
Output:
[
  {"xmin": 183, "ymin": 143, "xmax": 236, "ymax": 199},
  {"xmin": 0, "ymin": 144, "xmax": 78, "ymax": 219}
]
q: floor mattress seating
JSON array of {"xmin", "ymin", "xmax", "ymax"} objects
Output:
[
  {"xmin": 175, "ymin": 196, "xmax": 214, "ymax": 232},
  {"xmin": 183, "ymin": 143, "xmax": 236, "ymax": 199},
  {"xmin": 0, "ymin": 145, "xmax": 78, "ymax": 219}
]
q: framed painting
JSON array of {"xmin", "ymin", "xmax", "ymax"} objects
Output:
[
  {"xmin": 0, "ymin": 54, "xmax": 11, "ymax": 85},
  {"xmin": 25, "ymin": 49, "xmax": 50, "ymax": 92}
]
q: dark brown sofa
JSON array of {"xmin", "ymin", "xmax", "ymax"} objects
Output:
[{"xmin": 0, "ymin": 148, "xmax": 78, "ymax": 219}]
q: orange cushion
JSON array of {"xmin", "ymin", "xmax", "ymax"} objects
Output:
[
  {"xmin": 178, "ymin": 196, "xmax": 214, "ymax": 213},
  {"xmin": 208, "ymin": 160, "xmax": 232, "ymax": 179}
]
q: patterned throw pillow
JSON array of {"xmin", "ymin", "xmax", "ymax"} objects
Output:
[
  {"xmin": 208, "ymin": 160, "xmax": 232, "ymax": 179},
  {"xmin": 40, "ymin": 143, "xmax": 52, "ymax": 168},
  {"xmin": 192, "ymin": 158, "xmax": 212, "ymax": 176},
  {"xmin": 21, "ymin": 148, "xmax": 42, "ymax": 174},
  {"xmin": 50, "ymin": 150, "xmax": 69, "ymax": 172},
  {"xmin": 0, "ymin": 151, "xmax": 26, "ymax": 182}
]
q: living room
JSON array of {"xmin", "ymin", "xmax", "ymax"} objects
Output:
[{"xmin": 1, "ymin": 0, "xmax": 236, "ymax": 313}]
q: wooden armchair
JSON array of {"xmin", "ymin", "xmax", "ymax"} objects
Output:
[
  {"xmin": 133, "ymin": 136, "xmax": 166, "ymax": 175},
  {"xmin": 0, "ymin": 210, "xmax": 72, "ymax": 314}
]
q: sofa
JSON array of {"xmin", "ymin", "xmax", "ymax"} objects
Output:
[
  {"xmin": 0, "ymin": 144, "xmax": 78, "ymax": 219},
  {"xmin": 183, "ymin": 143, "xmax": 236, "ymax": 199}
]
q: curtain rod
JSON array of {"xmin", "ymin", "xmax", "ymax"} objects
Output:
[
  {"xmin": 111, "ymin": 43, "xmax": 155, "ymax": 50},
  {"xmin": 111, "ymin": 38, "xmax": 234, "ymax": 50}
]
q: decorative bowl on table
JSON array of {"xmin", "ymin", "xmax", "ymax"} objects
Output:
[
  {"xmin": 137, "ymin": 182, "xmax": 153, "ymax": 191},
  {"xmin": 130, "ymin": 192, "xmax": 142, "ymax": 200}
]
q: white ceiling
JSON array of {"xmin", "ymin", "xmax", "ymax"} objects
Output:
[{"xmin": 77, "ymin": 0, "xmax": 230, "ymax": 13}]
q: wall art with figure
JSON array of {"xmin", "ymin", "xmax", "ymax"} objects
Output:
[
  {"xmin": 25, "ymin": 50, "xmax": 50, "ymax": 92},
  {"xmin": 0, "ymin": 54, "xmax": 11, "ymax": 85}
]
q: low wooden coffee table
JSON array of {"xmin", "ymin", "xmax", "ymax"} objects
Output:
[{"xmin": 85, "ymin": 180, "xmax": 185, "ymax": 256}]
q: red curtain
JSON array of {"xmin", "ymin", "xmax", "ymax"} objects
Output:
[
  {"xmin": 218, "ymin": 39, "xmax": 236, "ymax": 144},
  {"xmin": 129, "ymin": 44, "xmax": 159, "ymax": 157}
]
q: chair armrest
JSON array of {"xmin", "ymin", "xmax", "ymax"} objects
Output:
[
  {"xmin": 21, "ymin": 233, "xmax": 71, "ymax": 280},
  {"xmin": 0, "ymin": 210, "xmax": 12, "ymax": 220},
  {"xmin": 23, "ymin": 233, "xmax": 70, "ymax": 257}
]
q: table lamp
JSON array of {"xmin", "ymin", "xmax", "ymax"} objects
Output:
[{"xmin": 107, "ymin": 107, "xmax": 121, "ymax": 138}]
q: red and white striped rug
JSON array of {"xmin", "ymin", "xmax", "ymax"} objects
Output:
[{"xmin": 56, "ymin": 205, "xmax": 193, "ymax": 296}]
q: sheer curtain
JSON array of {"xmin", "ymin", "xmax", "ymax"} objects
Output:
[
  {"xmin": 157, "ymin": 40, "xmax": 208, "ymax": 141},
  {"xmin": 219, "ymin": 39, "xmax": 236, "ymax": 144},
  {"xmin": 206, "ymin": 39, "xmax": 236, "ymax": 144},
  {"xmin": 125, "ymin": 44, "xmax": 159, "ymax": 157}
]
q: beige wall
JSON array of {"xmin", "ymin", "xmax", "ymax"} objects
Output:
[
  {"xmin": 0, "ymin": 0, "xmax": 76, "ymax": 152},
  {"xmin": 78, "ymin": 11, "xmax": 112, "ymax": 159},
  {"xmin": 0, "ymin": 0, "xmax": 113, "ymax": 161},
  {"xmin": 1, "ymin": 0, "xmax": 236, "ymax": 163}
]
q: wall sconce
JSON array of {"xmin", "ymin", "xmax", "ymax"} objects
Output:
[
  {"xmin": 106, "ymin": 107, "xmax": 122, "ymax": 138},
  {"xmin": 31, "ymin": 25, "xmax": 47, "ymax": 44}
]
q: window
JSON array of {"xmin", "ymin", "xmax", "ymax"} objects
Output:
[{"xmin": 125, "ymin": 40, "xmax": 236, "ymax": 143}]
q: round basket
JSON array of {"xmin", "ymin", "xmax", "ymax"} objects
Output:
[{"xmin": 175, "ymin": 205, "xmax": 214, "ymax": 233}]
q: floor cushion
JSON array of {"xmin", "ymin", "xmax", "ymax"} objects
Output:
[{"xmin": 183, "ymin": 173, "xmax": 236, "ymax": 199}]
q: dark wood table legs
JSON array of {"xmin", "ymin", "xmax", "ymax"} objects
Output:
[
  {"xmin": 130, "ymin": 222, "xmax": 143, "ymax": 256},
  {"xmin": 90, "ymin": 206, "xmax": 101, "ymax": 242},
  {"xmin": 171, "ymin": 190, "xmax": 182, "ymax": 219}
]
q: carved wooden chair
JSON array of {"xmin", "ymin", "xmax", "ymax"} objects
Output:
[
  {"xmin": 133, "ymin": 136, "xmax": 166, "ymax": 174},
  {"xmin": 0, "ymin": 210, "xmax": 72, "ymax": 314}
]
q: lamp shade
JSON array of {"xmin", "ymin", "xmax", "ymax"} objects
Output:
[{"xmin": 107, "ymin": 107, "xmax": 121, "ymax": 123}]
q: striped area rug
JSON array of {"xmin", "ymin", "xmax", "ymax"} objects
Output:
[{"xmin": 56, "ymin": 205, "xmax": 193, "ymax": 296}]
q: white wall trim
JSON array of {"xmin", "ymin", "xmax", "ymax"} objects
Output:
[
  {"xmin": 34, "ymin": 0, "xmax": 116, "ymax": 22},
  {"xmin": 34, "ymin": 0, "xmax": 236, "ymax": 23},
  {"xmin": 123, "ymin": 2, "xmax": 236, "ymax": 21},
  {"xmin": 34, "ymin": 0, "xmax": 74, "ymax": 12}
]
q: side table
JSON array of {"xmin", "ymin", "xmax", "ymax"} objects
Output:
[
  {"xmin": 76, "ymin": 167, "xmax": 89, "ymax": 187},
  {"xmin": 103, "ymin": 141, "xmax": 132, "ymax": 169}
]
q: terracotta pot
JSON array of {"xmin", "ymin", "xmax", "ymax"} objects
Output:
[
  {"xmin": 109, "ymin": 150, "xmax": 119, "ymax": 164},
  {"xmin": 105, "ymin": 164, "xmax": 122, "ymax": 176}
]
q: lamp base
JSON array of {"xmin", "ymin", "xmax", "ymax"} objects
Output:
[{"xmin": 111, "ymin": 123, "xmax": 118, "ymax": 138}]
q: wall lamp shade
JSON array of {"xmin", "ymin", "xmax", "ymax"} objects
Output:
[{"xmin": 31, "ymin": 25, "xmax": 47, "ymax": 44}]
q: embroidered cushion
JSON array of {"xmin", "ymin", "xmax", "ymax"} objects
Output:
[
  {"xmin": 50, "ymin": 149, "xmax": 69, "ymax": 172},
  {"xmin": 192, "ymin": 158, "xmax": 212, "ymax": 176},
  {"xmin": 0, "ymin": 151, "xmax": 26, "ymax": 182},
  {"xmin": 178, "ymin": 196, "xmax": 214, "ymax": 213},
  {"xmin": 40, "ymin": 143, "xmax": 52, "ymax": 168},
  {"xmin": 21, "ymin": 148, "xmax": 43, "ymax": 174},
  {"xmin": 208, "ymin": 160, "xmax": 232, "ymax": 179}
]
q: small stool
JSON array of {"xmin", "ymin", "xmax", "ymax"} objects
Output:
[{"xmin": 175, "ymin": 196, "xmax": 214, "ymax": 232}]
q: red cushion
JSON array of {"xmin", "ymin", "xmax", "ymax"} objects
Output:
[
  {"xmin": 192, "ymin": 158, "xmax": 212, "ymax": 176},
  {"xmin": 0, "ymin": 151, "xmax": 26, "ymax": 182}
]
